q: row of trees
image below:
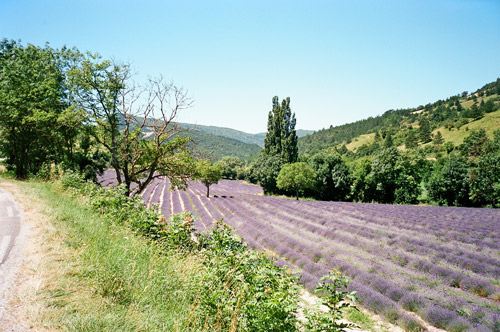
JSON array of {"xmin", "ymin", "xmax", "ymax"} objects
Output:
[
  {"xmin": 0, "ymin": 39, "xmax": 199, "ymax": 195},
  {"xmin": 246, "ymin": 124, "xmax": 500, "ymax": 206}
]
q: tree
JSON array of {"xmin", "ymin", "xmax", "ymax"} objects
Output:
[
  {"xmin": 366, "ymin": 148, "xmax": 400, "ymax": 203},
  {"xmin": 67, "ymin": 53, "xmax": 195, "ymax": 195},
  {"xmin": 405, "ymin": 130, "xmax": 418, "ymax": 149},
  {"xmin": 460, "ymin": 129, "xmax": 488, "ymax": 158},
  {"xmin": 482, "ymin": 99, "xmax": 496, "ymax": 114},
  {"xmin": 247, "ymin": 152, "xmax": 282, "ymax": 194},
  {"xmin": 444, "ymin": 141, "xmax": 454, "ymax": 154},
  {"xmin": 433, "ymin": 131, "xmax": 444, "ymax": 146},
  {"xmin": 418, "ymin": 118, "xmax": 432, "ymax": 143},
  {"xmin": 194, "ymin": 160, "xmax": 222, "ymax": 197},
  {"xmin": 214, "ymin": 156, "xmax": 244, "ymax": 180},
  {"xmin": 264, "ymin": 96, "xmax": 298, "ymax": 164},
  {"xmin": 383, "ymin": 132, "xmax": 393, "ymax": 148},
  {"xmin": 276, "ymin": 162, "xmax": 316, "ymax": 200},
  {"xmin": 466, "ymin": 130, "xmax": 500, "ymax": 207},
  {"xmin": 469, "ymin": 104, "xmax": 484, "ymax": 120},
  {"xmin": 0, "ymin": 40, "xmax": 66, "ymax": 178},
  {"xmin": 426, "ymin": 155, "xmax": 471, "ymax": 206},
  {"xmin": 350, "ymin": 157, "xmax": 371, "ymax": 202},
  {"xmin": 394, "ymin": 149, "xmax": 428, "ymax": 204},
  {"xmin": 307, "ymin": 151, "xmax": 351, "ymax": 201}
]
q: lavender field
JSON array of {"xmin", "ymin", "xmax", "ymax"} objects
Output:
[{"xmin": 99, "ymin": 172, "xmax": 500, "ymax": 331}]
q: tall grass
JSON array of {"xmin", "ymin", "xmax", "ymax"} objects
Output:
[{"xmin": 23, "ymin": 181, "xmax": 202, "ymax": 331}]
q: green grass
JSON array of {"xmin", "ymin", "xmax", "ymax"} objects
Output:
[
  {"xmin": 344, "ymin": 307, "xmax": 397, "ymax": 332},
  {"xmin": 18, "ymin": 181, "xmax": 203, "ymax": 331}
]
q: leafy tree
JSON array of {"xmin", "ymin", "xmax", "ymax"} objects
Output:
[
  {"xmin": 214, "ymin": 156, "xmax": 244, "ymax": 180},
  {"xmin": 433, "ymin": 131, "xmax": 444, "ymax": 146},
  {"xmin": 465, "ymin": 130, "xmax": 500, "ymax": 207},
  {"xmin": 383, "ymin": 132, "xmax": 393, "ymax": 148},
  {"xmin": 67, "ymin": 53, "xmax": 195, "ymax": 195},
  {"xmin": 469, "ymin": 104, "xmax": 484, "ymax": 120},
  {"xmin": 460, "ymin": 129, "xmax": 488, "ymax": 158},
  {"xmin": 468, "ymin": 149, "xmax": 500, "ymax": 207},
  {"xmin": 394, "ymin": 149, "xmax": 428, "ymax": 204},
  {"xmin": 444, "ymin": 141, "xmax": 454, "ymax": 154},
  {"xmin": 418, "ymin": 118, "xmax": 432, "ymax": 143},
  {"xmin": 264, "ymin": 96, "xmax": 298, "ymax": 164},
  {"xmin": 350, "ymin": 157, "xmax": 373, "ymax": 202},
  {"xmin": 351, "ymin": 148, "xmax": 423, "ymax": 204},
  {"xmin": 247, "ymin": 152, "xmax": 282, "ymax": 194},
  {"xmin": 366, "ymin": 147, "xmax": 400, "ymax": 203},
  {"xmin": 482, "ymin": 99, "xmax": 496, "ymax": 113},
  {"xmin": 194, "ymin": 160, "xmax": 223, "ymax": 197},
  {"xmin": 0, "ymin": 39, "xmax": 67, "ymax": 178},
  {"xmin": 405, "ymin": 130, "xmax": 419, "ymax": 149},
  {"xmin": 307, "ymin": 151, "xmax": 351, "ymax": 201},
  {"xmin": 427, "ymin": 154, "xmax": 471, "ymax": 206},
  {"xmin": 276, "ymin": 162, "xmax": 316, "ymax": 200}
]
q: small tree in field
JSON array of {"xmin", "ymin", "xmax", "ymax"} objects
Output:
[
  {"xmin": 277, "ymin": 162, "xmax": 316, "ymax": 200},
  {"xmin": 195, "ymin": 160, "xmax": 222, "ymax": 197}
]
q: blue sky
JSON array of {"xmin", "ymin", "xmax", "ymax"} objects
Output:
[{"xmin": 1, "ymin": 0, "xmax": 499, "ymax": 133}]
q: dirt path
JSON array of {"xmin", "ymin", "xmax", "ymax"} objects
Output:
[
  {"xmin": 0, "ymin": 184, "xmax": 31, "ymax": 331},
  {"xmin": 0, "ymin": 181, "xmax": 55, "ymax": 332}
]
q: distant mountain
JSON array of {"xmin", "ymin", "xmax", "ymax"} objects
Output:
[
  {"xmin": 296, "ymin": 129, "xmax": 315, "ymax": 137},
  {"xmin": 180, "ymin": 123, "xmax": 266, "ymax": 147},
  {"xmin": 180, "ymin": 123, "xmax": 314, "ymax": 147},
  {"xmin": 299, "ymin": 78, "xmax": 500, "ymax": 154}
]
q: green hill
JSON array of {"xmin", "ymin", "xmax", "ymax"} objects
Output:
[
  {"xmin": 179, "ymin": 130, "xmax": 261, "ymax": 161},
  {"xmin": 299, "ymin": 78, "xmax": 500, "ymax": 155},
  {"xmin": 130, "ymin": 117, "xmax": 262, "ymax": 161}
]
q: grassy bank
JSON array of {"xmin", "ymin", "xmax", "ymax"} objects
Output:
[{"xmin": 9, "ymin": 180, "xmax": 203, "ymax": 331}]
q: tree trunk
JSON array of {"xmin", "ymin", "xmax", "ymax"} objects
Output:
[
  {"xmin": 296, "ymin": 189, "xmax": 299, "ymax": 200},
  {"xmin": 206, "ymin": 185, "xmax": 210, "ymax": 198}
]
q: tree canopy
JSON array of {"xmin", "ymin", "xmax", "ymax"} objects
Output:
[
  {"xmin": 0, "ymin": 39, "xmax": 65, "ymax": 178},
  {"xmin": 276, "ymin": 162, "xmax": 316, "ymax": 200},
  {"xmin": 194, "ymin": 159, "xmax": 223, "ymax": 197},
  {"xmin": 264, "ymin": 96, "xmax": 298, "ymax": 164}
]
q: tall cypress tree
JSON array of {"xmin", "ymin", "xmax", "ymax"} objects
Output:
[{"xmin": 264, "ymin": 96, "xmax": 298, "ymax": 164}]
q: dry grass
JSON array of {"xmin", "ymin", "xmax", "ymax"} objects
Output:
[
  {"xmin": 431, "ymin": 109, "xmax": 500, "ymax": 146},
  {"xmin": 346, "ymin": 133, "xmax": 376, "ymax": 151}
]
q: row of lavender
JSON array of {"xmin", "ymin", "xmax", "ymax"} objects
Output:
[{"xmin": 99, "ymin": 173, "xmax": 500, "ymax": 331}]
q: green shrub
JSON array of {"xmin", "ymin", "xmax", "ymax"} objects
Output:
[{"xmin": 304, "ymin": 271, "xmax": 358, "ymax": 331}]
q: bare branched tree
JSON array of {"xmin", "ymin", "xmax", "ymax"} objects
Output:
[{"xmin": 68, "ymin": 53, "xmax": 195, "ymax": 195}]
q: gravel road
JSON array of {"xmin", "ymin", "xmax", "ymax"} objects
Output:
[{"xmin": 0, "ymin": 187, "xmax": 29, "ymax": 330}]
